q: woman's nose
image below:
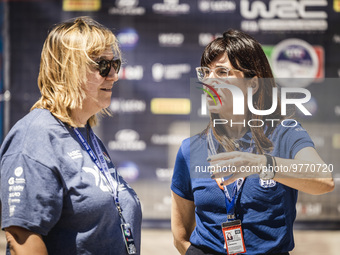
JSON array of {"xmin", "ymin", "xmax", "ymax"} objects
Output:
[
  {"xmin": 204, "ymin": 75, "xmax": 219, "ymax": 87},
  {"xmin": 106, "ymin": 67, "xmax": 119, "ymax": 82},
  {"xmin": 207, "ymin": 70, "xmax": 217, "ymax": 79}
]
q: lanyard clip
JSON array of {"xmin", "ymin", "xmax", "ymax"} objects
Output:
[
  {"xmin": 227, "ymin": 214, "xmax": 236, "ymax": 221},
  {"xmin": 116, "ymin": 202, "xmax": 123, "ymax": 214}
]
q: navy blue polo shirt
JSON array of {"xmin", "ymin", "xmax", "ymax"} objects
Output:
[{"xmin": 171, "ymin": 121, "xmax": 314, "ymax": 254}]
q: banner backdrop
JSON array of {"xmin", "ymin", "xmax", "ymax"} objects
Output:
[{"xmin": 2, "ymin": 0, "xmax": 340, "ymax": 225}]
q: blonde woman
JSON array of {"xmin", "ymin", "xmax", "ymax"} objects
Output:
[{"xmin": 0, "ymin": 17, "xmax": 141, "ymax": 255}]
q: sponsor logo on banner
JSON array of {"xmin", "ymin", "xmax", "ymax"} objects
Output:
[
  {"xmin": 334, "ymin": 0, "xmax": 340, "ymax": 12},
  {"xmin": 296, "ymin": 202, "xmax": 322, "ymax": 216},
  {"xmin": 198, "ymin": 33, "xmax": 222, "ymax": 46},
  {"xmin": 156, "ymin": 168, "xmax": 173, "ymax": 181},
  {"xmin": 240, "ymin": 0, "xmax": 328, "ymax": 32},
  {"xmin": 117, "ymin": 28, "xmax": 139, "ymax": 49},
  {"xmin": 270, "ymin": 39, "xmax": 324, "ymax": 87},
  {"xmin": 152, "ymin": 63, "xmax": 190, "ymax": 81},
  {"xmin": 110, "ymin": 98, "xmax": 146, "ymax": 113},
  {"xmin": 117, "ymin": 161, "xmax": 139, "ymax": 182},
  {"xmin": 150, "ymin": 98, "xmax": 191, "ymax": 115},
  {"xmin": 198, "ymin": 0, "xmax": 236, "ymax": 13},
  {"xmin": 333, "ymin": 34, "xmax": 340, "ymax": 44},
  {"xmin": 151, "ymin": 134, "xmax": 187, "ymax": 145},
  {"xmin": 108, "ymin": 129, "xmax": 146, "ymax": 151},
  {"xmin": 108, "ymin": 0, "xmax": 145, "ymax": 15},
  {"xmin": 63, "ymin": 0, "xmax": 101, "ymax": 11},
  {"xmin": 159, "ymin": 33, "xmax": 184, "ymax": 47},
  {"xmin": 119, "ymin": 65, "xmax": 144, "ymax": 80},
  {"xmin": 152, "ymin": 0, "xmax": 190, "ymax": 15}
]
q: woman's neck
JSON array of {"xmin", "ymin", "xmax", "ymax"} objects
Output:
[{"xmin": 70, "ymin": 108, "xmax": 91, "ymax": 127}]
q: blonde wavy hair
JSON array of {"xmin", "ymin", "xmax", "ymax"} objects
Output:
[{"xmin": 31, "ymin": 16, "xmax": 121, "ymax": 127}]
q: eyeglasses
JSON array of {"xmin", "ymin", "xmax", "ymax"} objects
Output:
[
  {"xmin": 195, "ymin": 66, "xmax": 240, "ymax": 81},
  {"xmin": 96, "ymin": 58, "xmax": 121, "ymax": 77}
]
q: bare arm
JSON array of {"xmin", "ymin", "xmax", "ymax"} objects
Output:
[
  {"xmin": 273, "ymin": 147, "xmax": 334, "ymax": 195},
  {"xmin": 171, "ymin": 191, "xmax": 196, "ymax": 255},
  {"xmin": 210, "ymin": 147, "xmax": 334, "ymax": 195},
  {"xmin": 5, "ymin": 226, "xmax": 48, "ymax": 255}
]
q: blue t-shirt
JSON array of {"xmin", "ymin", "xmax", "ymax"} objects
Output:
[
  {"xmin": 171, "ymin": 121, "xmax": 314, "ymax": 254},
  {"xmin": 0, "ymin": 108, "xmax": 142, "ymax": 255}
]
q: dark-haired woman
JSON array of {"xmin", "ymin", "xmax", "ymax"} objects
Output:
[{"xmin": 171, "ymin": 30, "xmax": 334, "ymax": 255}]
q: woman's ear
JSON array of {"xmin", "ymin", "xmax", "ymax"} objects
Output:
[{"xmin": 249, "ymin": 76, "xmax": 259, "ymax": 95}]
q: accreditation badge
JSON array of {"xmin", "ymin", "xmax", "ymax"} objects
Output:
[
  {"xmin": 121, "ymin": 223, "xmax": 137, "ymax": 254},
  {"xmin": 222, "ymin": 220, "xmax": 246, "ymax": 255}
]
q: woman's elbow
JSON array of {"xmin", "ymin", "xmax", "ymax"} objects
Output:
[
  {"xmin": 311, "ymin": 178, "xmax": 335, "ymax": 195},
  {"xmin": 325, "ymin": 178, "xmax": 335, "ymax": 193}
]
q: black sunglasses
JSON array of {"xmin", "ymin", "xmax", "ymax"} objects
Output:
[{"xmin": 96, "ymin": 58, "xmax": 121, "ymax": 77}]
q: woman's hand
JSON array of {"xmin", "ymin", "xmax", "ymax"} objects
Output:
[
  {"xmin": 209, "ymin": 151, "xmax": 265, "ymax": 186},
  {"xmin": 209, "ymin": 147, "xmax": 334, "ymax": 195}
]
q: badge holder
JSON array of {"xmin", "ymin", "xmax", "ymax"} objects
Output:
[
  {"xmin": 222, "ymin": 219, "xmax": 246, "ymax": 255},
  {"xmin": 121, "ymin": 223, "xmax": 137, "ymax": 254}
]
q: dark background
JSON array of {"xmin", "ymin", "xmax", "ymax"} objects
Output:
[{"xmin": 1, "ymin": 0, "xmax": 339, "ymax": 226}]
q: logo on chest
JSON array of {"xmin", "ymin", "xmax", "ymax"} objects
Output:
[
  {"xmin": 82, "ymin": 165, "xmax": 113, "ymax": 193},
  {"xmin": 259, "ymin": 179, "xmax": 277, "ymax": 188}
]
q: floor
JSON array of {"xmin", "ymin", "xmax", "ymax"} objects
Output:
[{"xmin": 1, "ymin": 229, "xmax": 339, "ymax": 254}]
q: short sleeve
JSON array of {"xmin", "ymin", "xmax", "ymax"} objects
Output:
[
  {"xmin": 287, "ymin": 125, "xmax": 314, "ymax": 158},
  {"xmin": 171, "ymin": 141, "xmax": 194, "ymax": 201},
  {"xmin": 272, "ymin": 121, "xmax": 315, "ymax": 159},
  {"xmin": 1, "ymin": 153, "xmax": 63, "ymax": 235}
]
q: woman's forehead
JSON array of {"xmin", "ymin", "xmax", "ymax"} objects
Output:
[
  {"xmin": 99, "ymin": 49, "xmax": 114, "ymax": 58},
  {"xmin": 210, "ymin": 54, "xmax": 231, "ymax": 67}
]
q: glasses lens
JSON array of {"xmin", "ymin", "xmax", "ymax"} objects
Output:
[
  {"xmin": 215, "ymin": 67, "xmax": 229, "ymax": 78},
  {"xmin": 196, "ymin": 67, "xmax": 209, "ymax": 81}
]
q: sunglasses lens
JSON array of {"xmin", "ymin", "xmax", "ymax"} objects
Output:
[
  {"xmin": 98, "ymin": 60, "xmax": 111, "ymax": 77},
  {"xmin": 97, "ymin": 59, "xmax": 121, "ymax": 77},
  {"xmin": 112, "ymin": 59, "xmax": 121, "ymax": 74}
]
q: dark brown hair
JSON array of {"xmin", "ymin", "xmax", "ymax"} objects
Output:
[{"xmin": 201, "ymin": 29, "xmax": 282, "ymax": 154}]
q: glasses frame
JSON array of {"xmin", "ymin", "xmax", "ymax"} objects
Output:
[
  {"xmin": 195, "ymin": 66, "xmax": 241, "ymax": 81},
  {"xmin": 96, "ymin": 58, "xmax": 121, "ymax": 77}
]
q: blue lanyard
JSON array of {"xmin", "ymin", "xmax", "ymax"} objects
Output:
[
  {"xmin": 207, "ymin": 128, "xmax": 244, "ymax": 220},
  {"xmin": 73, "ymin": 126, "xmax": 119, "ymax": 203},
  {"xmin": 223, "ymin": 179, "xmax": 244, "ymax": 218}
]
